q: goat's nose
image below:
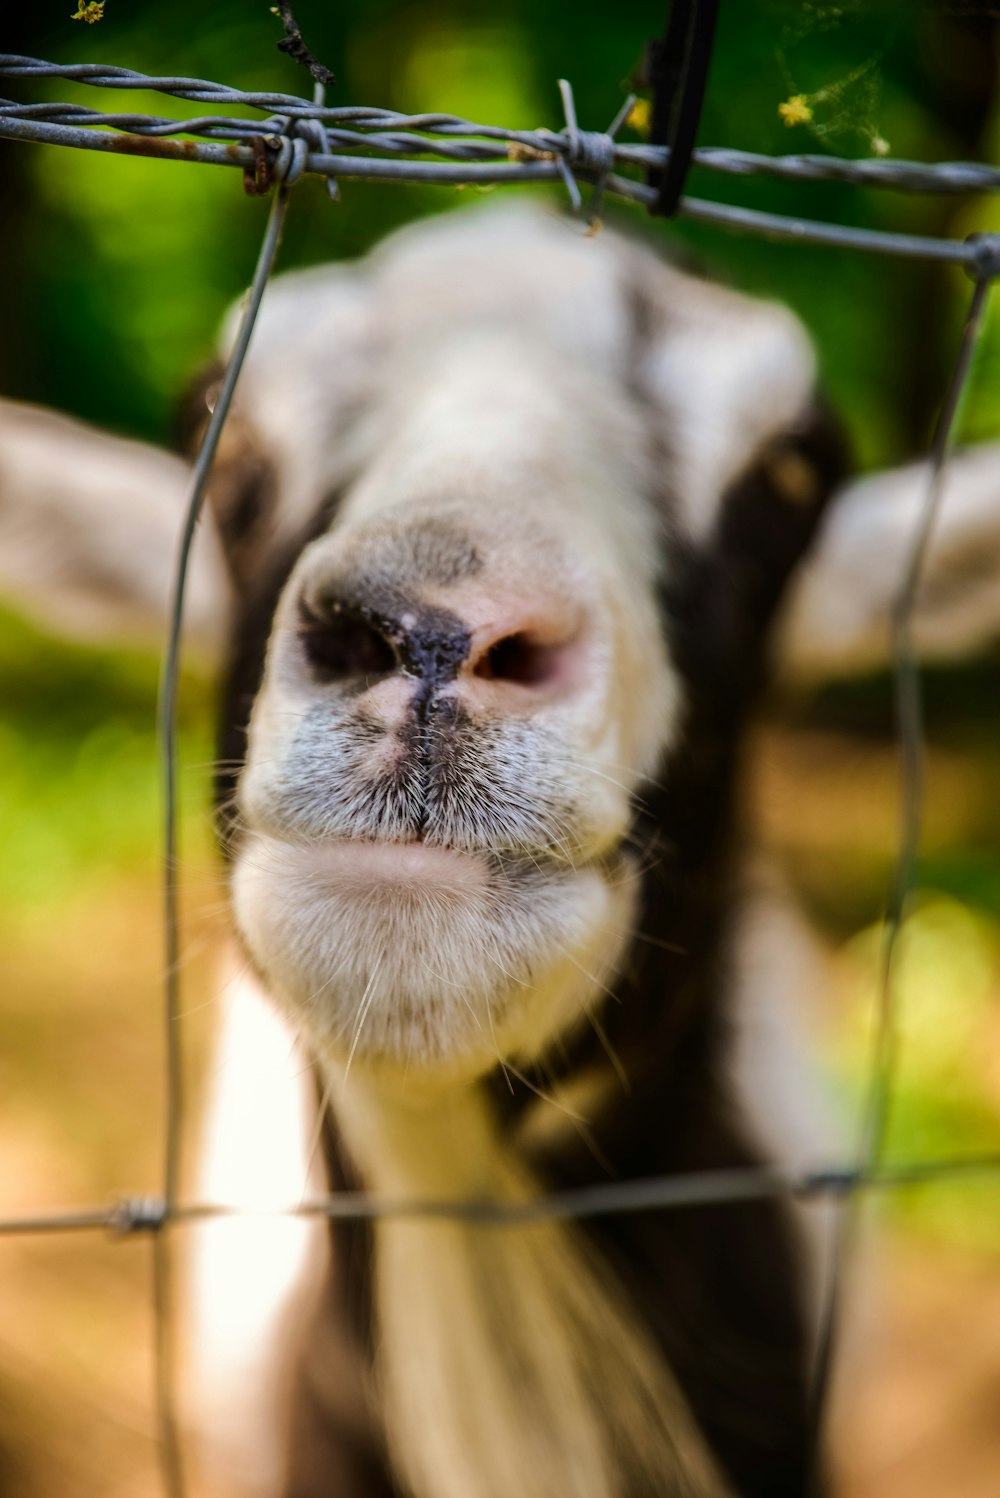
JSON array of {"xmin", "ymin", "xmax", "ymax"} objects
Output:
[
  {"xmin": 299, "ymin": 600, "xmax": 470, "ymax": 692},
  {"xmin": 299, "ymin": 589, "xmax": 585, "ymax": 705}
]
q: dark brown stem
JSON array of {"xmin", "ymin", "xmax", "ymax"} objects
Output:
[{"xmin": 273, "ymin": 2, "xmax": 336, "ymax": 88}]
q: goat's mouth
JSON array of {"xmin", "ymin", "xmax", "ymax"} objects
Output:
[
  {"xmin": 230, "ymin": 826, "xmax": 635, "ymax": 1077},
  {"xmin": 239, "ymin": 827, "xmax": 583, "ymax": 889},
  {"xmin": 285, "ymin": 835, "xmax": 492, "ymax": 896}
]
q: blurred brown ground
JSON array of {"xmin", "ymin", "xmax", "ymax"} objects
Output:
[{"xmin": 1, "ymin": 728, "xmax": 998, "ymax": 1497}]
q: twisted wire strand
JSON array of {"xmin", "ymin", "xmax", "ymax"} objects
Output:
[
  {"xmin": 4, "ymin": 54, "xmax": 1000, "ymax": 194},
  {"xmin": 2, "ymin": 113, "xmax": 997, "ymax": 264}
]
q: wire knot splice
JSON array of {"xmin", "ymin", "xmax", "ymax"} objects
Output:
[
  {"xmin": 253, "ymin": 109, "xmax": 338, "ymax": 199},
  {"xmin": 110, "ymin": 1194, "xmax": 168, "ymax": 1236},
  {"xmin": 566, "ymin": 127, "xmax": 616, "ymax": 176},
  {"xmin": 966, "ymin": 231, "xmax": 1000, "ymax": 283},
  {"xmin": 554, "ymin": 79, "xmax": 635, "ymax": 227}
]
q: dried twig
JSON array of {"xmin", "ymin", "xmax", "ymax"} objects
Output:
[{"xmin": 272, "ymin": 2, "xmax": 335, "ymax": 88}]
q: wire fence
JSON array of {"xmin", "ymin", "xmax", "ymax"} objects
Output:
[{"xmin": 3, "ymin": 29, "xmax": 1000, "ymax": 1498}]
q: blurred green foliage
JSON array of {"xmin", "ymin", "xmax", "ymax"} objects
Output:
[
  {"xmin": 2, "ymin": 1, "xmax": 1000, "ymax": 460},
  {"xmin": 831, "ymin": 895, "xmax": 1000, "ymax": 1251},
  {"xmin": 2, "ymin": 2, "xmax": 1000, "ymax": 1250},
  {"xmin": 0, "ymin": 607, "xmax": 213, "ymax": 918}
]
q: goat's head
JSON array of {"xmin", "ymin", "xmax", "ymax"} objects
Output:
[
  {"xmin": 8, "ymin": 200, "xmax": 1000, "ymax": 1498},
  {"xmin": 182, "ymin": 206, "xmax": 845, "ymax": 1086}
]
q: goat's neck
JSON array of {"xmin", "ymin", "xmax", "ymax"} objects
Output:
[
  {"xmin": 321, "ymin": 1064, "xmax": 731, "ymax": 1498},
  {"xmin": 308, "ymin": 716, "xmax": 784, "ymax": 1498}
]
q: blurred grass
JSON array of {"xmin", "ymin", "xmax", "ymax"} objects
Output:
[
  {"xmin": 830, "ymin": 894, "xmax": 1000, "ymax": 1252},
  {"xmin": 754, "ymin": 703, "xmax": 1000, "ymax": 1252},
  {"xmin": 0, "ymin": 606, "xmax": 214, "ymax": 919}
]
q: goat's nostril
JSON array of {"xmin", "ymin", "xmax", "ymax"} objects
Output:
[
  {"xmin": 300, "ymin": 608, "xmax": 396, "ymax": 684},
  {"xmin": 474, "ymin": 632, "xmax": 561, "ymax": 688}
]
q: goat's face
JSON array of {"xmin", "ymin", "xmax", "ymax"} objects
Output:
[{"xmin": 205, "ymin": 206, "xmax": 840, "ymax": 1085}]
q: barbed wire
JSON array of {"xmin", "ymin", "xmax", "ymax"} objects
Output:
[
  {"xmin": 6, "ymin": 54, "xmax": 1000, "ymax": 261},
  {"xmin": 3, "ymin": 34, "xmax": 1000, "ymax": 1498}
]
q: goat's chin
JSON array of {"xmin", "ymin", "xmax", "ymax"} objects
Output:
[{"xmin": 231, "ymin": 832, "xmax": 636, "ymax": 1085}]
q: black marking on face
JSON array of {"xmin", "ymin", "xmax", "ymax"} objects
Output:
[
  {"xmin": 176, "ymin": 364, "xmax": 282, "ymax": 588},
  {"xmin": 480, "ymin": 398, "xmax": 849, "ymax": 1495},
  {"xmin": 395, "ymin": 607, "xmax": 471, "ymax": 716},
  {"xmin": 301, "ymin": 591, "xmax": 471, "ymax": 717},
  {"xmin": 660, "ymin": 399, "xmax": 849, "ymax": 719},
  {"xmin": 215, "ymin": 491, "xmax": 345, "ymax": 850}
]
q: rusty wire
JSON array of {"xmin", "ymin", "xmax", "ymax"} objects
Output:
[{"xmin": 2, "ymin": 38, "xmax": 1000, "ymax": 1498}]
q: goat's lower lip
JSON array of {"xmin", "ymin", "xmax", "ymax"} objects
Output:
[{"xmin": 285, "ymin": 838, "xmax": 489, "ymax": 892}]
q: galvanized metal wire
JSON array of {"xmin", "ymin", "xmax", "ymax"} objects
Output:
[
  {"xmin": 2, "ymin": 1152, "xmax": 1000, "ymax": 1239},
  {"xmin": 3, "ymin": 40, "xmax": 1000, "ymax": 1498},
  {"xmin": 7, "ymin": 54, "xmax": 1000, "ymax": 256},
  {"xmin": 804, "ymin": 268, "xmax": 996, "ymax": 1492},
  {"xmin": 153, "ymin": 169, "xmax": 295, "ymax": 1498}
]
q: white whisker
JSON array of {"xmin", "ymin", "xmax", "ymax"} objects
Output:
[{"xmin": 344, "ymin": 959, "xmax": 382, "ymax": 1083}]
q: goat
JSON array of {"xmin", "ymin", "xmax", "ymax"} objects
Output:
[{"xmin": 4, "ymin": 202, "xmax": 1000, "ymax": 1498}]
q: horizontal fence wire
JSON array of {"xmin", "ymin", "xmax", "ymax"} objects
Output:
[
  {"xmin": 4, "ymin": 35, "xmax": 1000, "ymax": 1498},
  {"xmin": 3, "ymin": 1154, "xmax": 1000, "ymax": 1239}
]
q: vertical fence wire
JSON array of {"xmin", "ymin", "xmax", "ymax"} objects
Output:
[
  {"xmin": 805, "ymin": 265, "xmax": 996, "ymax": 1487},
  {"xmin": 154, "ymin": 177, "xmax": 293, "ymax": 1498}
]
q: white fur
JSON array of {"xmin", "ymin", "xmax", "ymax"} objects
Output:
[
  {"xmin": 220, "ymin": 206, "xmax": 817, "ymax": 553},
  {"xmin": 780, "ymin": 442, "xmax": 1000, "ymax": 678},
  {"xmin": 232, "ymin": 322, "xmax": 677, "ymax": 1079},
  {"xmin": 189, "ymin": 885, "xmax": 835, "ymax": 1498},
  {"xmin": 320, "ymin": 1069, "xmax": 731, "ymax": 1498},
  {"xmin": 185, "ymin": 956, "xmax": 324, "ymax": 1497},
  {"xmin": 636, "ymin": 276, "xmax": 817, "ymax": 541}
]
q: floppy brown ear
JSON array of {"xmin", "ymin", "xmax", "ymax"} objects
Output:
[
  {"xmin": 777, "ymin": 442, "xmax": 1000, "ymax": 680},
  {"xmin": 0, "ymin": 396, "xmax": 229, "ymax": 651}
]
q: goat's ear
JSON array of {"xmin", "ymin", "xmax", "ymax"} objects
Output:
[
  {"xmin": 178, "ymin": 364, "xmax": 282, "ymax": 594},
  {"xmin": 184, "ymin": 264, "xmax": 376, "ymax": 591},
  {"xmin": 660, "ymin": 400, "xmax": 849, "ymax": 712},
  {"xmin": 0, "ymin": 396, "xmax": 229, "ymax": 650},
  {"xmin": 623, "ymin": 242, "xmax": 822, "ymax": 546},
  {"xmin": 777, "ymin": 442, "xmax": 1000, "ymax": 680}
]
